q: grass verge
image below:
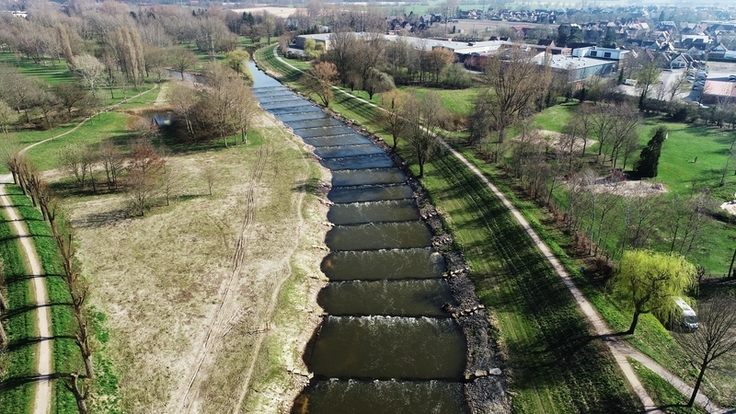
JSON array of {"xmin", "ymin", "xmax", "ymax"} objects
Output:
[{"xmin": 629, "ymin": 358, "xmax": 707, "ymax": 414}]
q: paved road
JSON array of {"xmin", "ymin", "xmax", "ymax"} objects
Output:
[{"xmin": 268, "ymin": 48, "xmax": 735, "ymax": 413}]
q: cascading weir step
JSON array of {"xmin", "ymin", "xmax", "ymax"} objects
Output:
[
  {"xmin": 306, "ymin": 315, "xmax": 466, "ymax": 380},
  {"xmin": 292, "ymin": 379, "xmax": 470, "ymax": 414}
]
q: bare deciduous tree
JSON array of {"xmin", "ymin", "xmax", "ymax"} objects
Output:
[
  {"xmin": 674, "ymin": 294, "xmax": 736, "ymax": 407},
  {"xmin": 301, "ymin": 61, "xmax": 339, "ymax": 107},
  {"xmin": 72, "ymin": 54, "xmax": 105, "ymax": 98},
  {"xmin": 168, "ymin": 83, "xmax": 199, "ymax": 140},
  {"xmin": 59, "ymin": 143, "xmax": 88, "ymax": 189},
  {"xmin": 200, "ymin": 63, "xmax": 254, "ymax": 147},
  {"xmin": 404, "ymin": 92, "xmax": 445, "ymax": 177},
  {"xmin": 380, "ymin": 89, "xmax": 408, "ymax": 150},
  {"xmin": 126, "ymin": 140, "xmax": 166, "ymax": 216},
  {"xmin": 668, "ymin": 72, "xmax": 690, "ymax": 102},
  {"xmin": 98, "ymin": 139, "xmax": 123, "ymax": 191},
  {"xmin": 167, "ymin": 47, "xmax": 198, "ymax": 80},
  {"xmin": 203, "ymin": 164, "xmax": 217, "ymax": 196},
  {"xmin": 469, "ymin": 46, "xmax": 551, "ymax": 160},
  {"xmin": 0, "ymin": 100, "xmax": 17, "ymax": 133}
]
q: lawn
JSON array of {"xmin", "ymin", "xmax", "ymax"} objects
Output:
[
  {"xmin": 533, "ymin": 102, "xmax": 577, "ymax": 133},
  {"xmin": 639, "ymin": 120, "xmax": 736, "ymax": 198},
  {"xmin": 0, "ymin": 52, "xmax": 74, "ymax": 85},
  {"xmin": 24, "ymin": 112, "xmax": 135, "ymax": 171},
  {"xmin": 400, "ymin": 86, "xmax": 478, "ymax": 115}
]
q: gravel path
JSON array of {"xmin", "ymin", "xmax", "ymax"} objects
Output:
[
  {"xmin": 0, "ymin": 179, "xmax": 52, "ymax": 414},
  {"xmin": 268, "ymin": 48, "xmax": 735, "ymax": 413}
]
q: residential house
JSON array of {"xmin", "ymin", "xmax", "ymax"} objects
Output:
[
  {"xmin": 701, "ymin": 81, "xmax": 736, "ymax": 105},
  {"xmin": 708, "ymin": 43, "xmax": 728, "ymax": 59},
  {"xmin": 669, "ymin": 52, "xmax": 694, "ymax": 69}
]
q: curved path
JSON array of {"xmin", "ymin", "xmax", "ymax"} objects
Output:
[
  {"xmin": 0, "ymin": 83, "xmax": 159, "ymax": 414},
  {"xmin": 268, "ymin": 47, "xmax": 735, "ymax": 413}
]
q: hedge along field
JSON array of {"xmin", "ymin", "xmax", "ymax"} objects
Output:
[
  {"xmin": 255, "ymin": 50, "xmax": 643, "ymax": 412},
  {"xmin": 0, "ymin": 186, "xmax": 37, "ymax": 414}
]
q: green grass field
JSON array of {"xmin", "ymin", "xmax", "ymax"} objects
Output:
[
  {"xmin": 533, "ymin": 103, "xmax": 576, "ymax": 132},
  {"xmin": 0, "ymin": 53, "xmax": 74, "ymax": 85},
  {"xmin": 24, "ymin": 112, "xmax": 134, "ymax": 171}
]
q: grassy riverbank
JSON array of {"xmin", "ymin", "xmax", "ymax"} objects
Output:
[{"xmin": 255, "ymin": 44, "xmax": 642, "ymax": 413}]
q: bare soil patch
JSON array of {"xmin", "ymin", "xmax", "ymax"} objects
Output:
[
  {"xmin": 230, "ymin": 7, "xmax": 304, "ymax": 18},
  {"xmin": 512, "ymin": 129, "xmax": 597, "ymax": 153},
  {"xmin": 65, "ymin": 109, "xmax": 329, "ymax": 413},
  {"xmin": 585, "ymin": 178, "xmax": 668, "ymax": 197}
]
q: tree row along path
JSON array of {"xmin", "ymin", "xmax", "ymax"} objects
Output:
[
  {"xmin": 267, "ymin": 47, "xmax": 734, "ymax": 414},
  {"xmin": 0, "ymin": 83, "xmax": 159, "ymax": 414},
  {"xmin": 0, "ymin": 183, "xmax": 52, "ymax": 414}
]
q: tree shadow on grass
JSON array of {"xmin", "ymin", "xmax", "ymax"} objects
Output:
[
  {"xmin": 6, "ymin": 334, "xmax": 77, "ymax": 353},
  {"xmin": 0, "ymin": 373, "xmax": 65, "ymax": 392},
  {"xmin": 2, "ymin": 302, "xmax": 73, "ymax": 321},
  {"xmin": 70, "ymin": 208, "xmax": 130, "ymax": 228},
  {"xmin": 294, "ymin": 177, "xmax": 325, "ymax": 198}
]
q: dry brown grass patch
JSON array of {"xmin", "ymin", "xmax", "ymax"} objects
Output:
[{"xmin": 66, "ymin": 112, "xmax": 329, "ymax": 413}]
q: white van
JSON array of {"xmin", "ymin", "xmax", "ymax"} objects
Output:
[
  {"xmin": 624, "ymin": 79, "xmax": 637, "ymax": 86},
  {"xmin": 673, "ymin": 297, "xmax": 698, "ymax": 331}
]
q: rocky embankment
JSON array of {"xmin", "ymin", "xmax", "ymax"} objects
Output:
[{"xmin": 325, "ymin": 108, "xmax": 512, "ymax": 414}]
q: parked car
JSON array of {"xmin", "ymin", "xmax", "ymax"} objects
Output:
[
  {"xmin": 673, "ymin": 297, "xmax": 698, "ymax": 331},
  {"xmin": 729, "ymin": 74, "xmax": 736, "ymax": 81}
]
